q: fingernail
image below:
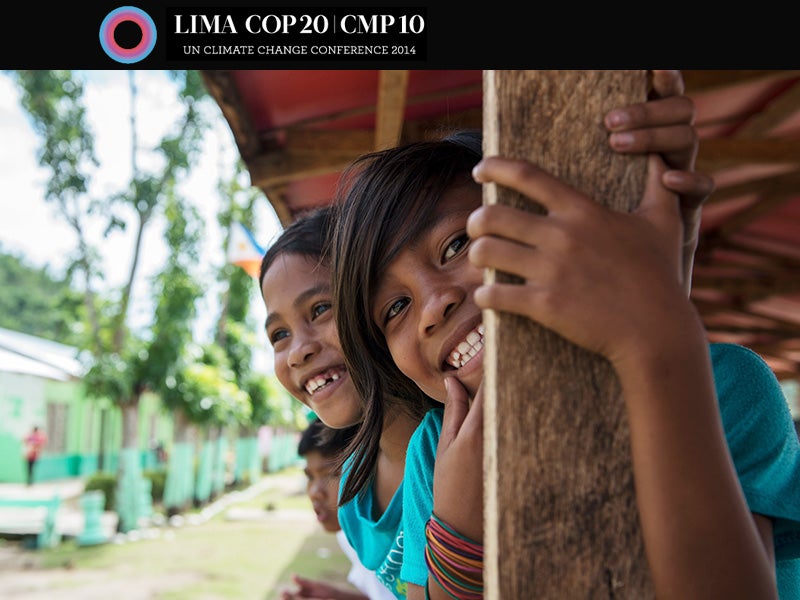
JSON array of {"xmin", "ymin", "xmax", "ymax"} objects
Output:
[
  {"xmin": 605, "ymin": 110, "xmax": 629, "ymax": 129},
  {"xmin": 662, "ymin": 170, "xmax": 682, "ymax": 185},
  {"xmin": 610, "ymin": 132, "xmax": 634, "ymax": 150}
]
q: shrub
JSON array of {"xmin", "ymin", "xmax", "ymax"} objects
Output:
[
  {"xmin": 84, "ymin": 472, "xmax": 117, "ymax": 511},
  {"xmin": 143, "ymin": 469, "xmax": 166, "ymax": 504}
]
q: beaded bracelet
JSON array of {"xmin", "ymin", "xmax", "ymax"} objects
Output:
[{"xmin": 424, "ymin": 512, "xmax": 483, "ymax": 600}]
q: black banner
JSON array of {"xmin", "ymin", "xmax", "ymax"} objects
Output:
[
  {"xmin": 0, "ymin": 0, "xmax": 786, "ymax": 69},
  {"xmin": 165, "ymin": 7, "xmax": 427, "ymax": 63}
]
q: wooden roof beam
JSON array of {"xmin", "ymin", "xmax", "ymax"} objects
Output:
[
  {"xmin": 260, "ymin": 183, "xmax": 292, "ymax": 227},
  {"xmin": 375, "ymin": 70, "xmax": 409, "ymax": 150},
  {"xmin": 247, "ymin": 129, "xmax": 375, "ymax": 187},
  {"xmin": 247, "ymin": 107, "xmax": 486, "ymax": 188},
  {"xmin": 703, "ymin": 324, "xmax": 800, "ymax": 338},
  {"xmin": 733, "ymin": 80, "xmax": 800, "ymax": 139},
  {"xmin": 201, "ymin": 70, "xmax": 261, "ymax": 160},
  {"xmin": 256, "ymin": 80, "xmax": 482, "ymax": 137},
  {"xmin": 697, "ymin": 139, "xmax": 800, "ymax": 172},
  {"xmin": 692, "ymin": 301, "xmax": 800, "ymax": 333},
  {"xmin": 718, "ymin": 239, "xmax": 800, "ymax": 269},
  {"xmin": 696, "ymin": 245, "xmax": 800, "ymax": 271},
  {"xmin": 683, "ymin": 70, "xmax": 800, "ymax": 92},
  {"xmin": 692, "ymin": 275, "xmax": 800, "ymax": 299},
  {"xmin": 704, "ymin": 169, "xmax": 800, "ymax": 205},
  {"xmin": 718, "ymin": 191, "xmax": 800, "ymax": 239}
]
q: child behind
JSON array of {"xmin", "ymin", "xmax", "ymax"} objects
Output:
[{"xmin": 281, "ymin": 418, "xmax": 395, "ymax": 600}]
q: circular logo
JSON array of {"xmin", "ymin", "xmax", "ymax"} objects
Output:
[{"xmin": 99, "ymin": 6, "xmax": 156, "ymax": 64}]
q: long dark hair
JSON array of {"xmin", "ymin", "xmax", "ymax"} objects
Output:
[{"xmin": 331, "ymin": 130, "xmax": 483, "ymax": 504}]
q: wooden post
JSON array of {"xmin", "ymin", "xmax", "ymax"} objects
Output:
[{"xmin": 482, "ymin": 70, "xmax": 655, "ymax": 598}]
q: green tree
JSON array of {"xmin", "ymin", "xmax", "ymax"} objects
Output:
[
  {"xmin": 215, "ymin": 162, "xmax": 308, "ymax": 430},
  {"xmin": 9, "ymin": 70, "xmax": 212, "ymax": 527},
  {"xmin": 0, "ymin": 248, "xmax": 84, "ymax": 345}
]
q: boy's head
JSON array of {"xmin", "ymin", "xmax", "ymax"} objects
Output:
[{"xmin": 297, "ymin": 418, "xmax": 357, "ymax": 533}]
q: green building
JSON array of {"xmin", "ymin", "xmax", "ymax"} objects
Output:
[{"xmin": 0, "ymin": 327, "xmax": 169, "ymax": 484}]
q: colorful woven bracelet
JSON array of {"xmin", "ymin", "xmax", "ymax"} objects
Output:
[{"xmin": 424, "ymin": 512, "xmax": 484, "ymax": 600}]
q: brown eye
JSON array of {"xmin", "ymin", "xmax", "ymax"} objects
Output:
[
  {"xmin": 311, "ymin": 302, "xmax": 331, "ymax": 319},
  {"xmin": 269, "ymin": 328, "xmax": 289, "ymax": 345},
  {"xmin": 385, "ymin": 298, "xmax": 409, "ymax": 323},
  {"xmin": 444, "ymin": 233, "xmax": 469, "ymax": 261}
]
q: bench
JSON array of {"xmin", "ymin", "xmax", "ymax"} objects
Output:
[{"xmin": 0, "ymin": 495, "xmax": 62, "ymax": 548}]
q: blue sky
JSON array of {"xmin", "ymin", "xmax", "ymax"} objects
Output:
[{"xmin": 0, "ymin": 70, "xmax": 281, "ymax": 371}]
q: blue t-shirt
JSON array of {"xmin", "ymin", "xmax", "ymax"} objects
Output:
[
  {"xmin": 401, "ymin": 343, "xmax": 800, "ymax": 597},
  {"xmin": 339, "ymin": 460, "xmax": 408, "ymax": 599}
]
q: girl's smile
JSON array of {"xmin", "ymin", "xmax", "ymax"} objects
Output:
[
  {"xmin": 373, "ymin": 184, "xmax": 484, "ymax": 402},
  {"xmin": 304, "ymin": 365, "xmax": 347, "ymax": 396},
  {"xmin": 262, "ymin": 253, "xmax": 362, "ymax": 428},
  {"xmin": 444, "ymin": 323, "xmax": 485, "ymax": 370}
]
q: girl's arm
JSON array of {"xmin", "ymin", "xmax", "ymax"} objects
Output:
[{"xmin": 467, "ymin": 155, "xmax": 777, "ymax": 598}]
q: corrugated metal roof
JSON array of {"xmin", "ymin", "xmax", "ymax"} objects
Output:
[{"xmin": 0, "ymin": 328, "xmax": 84, "ymax": 381}]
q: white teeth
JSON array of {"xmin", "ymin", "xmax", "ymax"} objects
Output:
[
  {"xmin": 446, "ymin": 326, "xmax": 484, "ymax": 369},
  {"xmin": 305, "ymin": 371, "xmax": 341, "ymax": 395}
]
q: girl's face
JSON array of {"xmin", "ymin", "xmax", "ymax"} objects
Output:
[
  {"xmin": 303, "ymin": 449, "xmax": 341, "ymax": 533},
  {"xmin": 262, "ymin": 253, "xmax": 362, "ymax": 428},
  {"xmin": 372, "ymin": 184, "xmax": 484, "ymax": 402}
]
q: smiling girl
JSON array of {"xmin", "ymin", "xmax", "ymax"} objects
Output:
[
  {"xmin": 260, "ymin": 208, "xmax": 432, "ymax": 598},
  {"xmin": 260, "ymin": 70, "xmax": 766, "ymax": 600},
  {"xmin": 330, "ymin": 131, "xmax": 800, "ymax": 599}
]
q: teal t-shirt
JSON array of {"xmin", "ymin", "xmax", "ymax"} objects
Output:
[
  {"xmin": 399, "ymin": 407, "xmax": 440, "ymax": 587},
  {"xmin": 339, "ymin": 460, "xmax": 408, "ymax": 599},
  {"xmin": 711, "ymin": 343, "xmax": 800, "ymax": 595},
  {"xmin": 401, "ymin": 343, "xmax": 800, "ymax": 597}
]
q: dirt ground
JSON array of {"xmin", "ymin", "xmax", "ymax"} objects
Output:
[
  {"xmin": 0, "ymin": 504, "xmax": 189, "ymax": 599},
  {"xmin": 0, "ymin": 543, "xmax": 204, "ymax": 600}
]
